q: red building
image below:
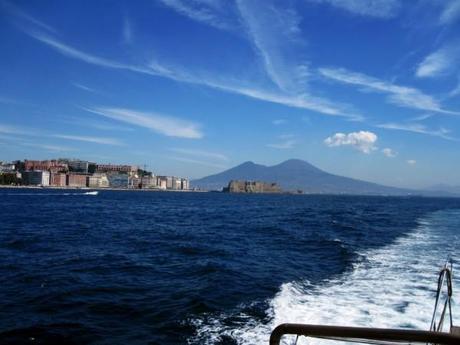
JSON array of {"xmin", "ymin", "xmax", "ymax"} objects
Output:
[
  {"xmin": 24, "ymin": 160, "xmax": 68, "ymax": 173},
  {"xmin": 50, "ymin": 173, "xmax": 66, "ymax": 187},
  {"xmin": 66, "ymin": 174, "xmax": 88, "ymax": 187}
]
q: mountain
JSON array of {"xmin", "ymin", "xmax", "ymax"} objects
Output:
[
  {"xmin": 191, "ymin": 159, "xmax": 416, "ymax": 195},
  {"xmin": 424, "ymin": 184, "xmax": 460, "ymax": 196}
]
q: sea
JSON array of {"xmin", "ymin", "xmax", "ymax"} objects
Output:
[{"xmin": 1, "ymin": 188, "xmax": 460, "ymax": 345}]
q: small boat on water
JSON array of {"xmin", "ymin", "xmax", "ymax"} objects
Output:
[
  {"xmin": 270, "ymin": 262, "xmax": 460, "ymax": 345},
  {"xmin": 84, "ymin": 191, "xmax": 99, "ymax": 195}
]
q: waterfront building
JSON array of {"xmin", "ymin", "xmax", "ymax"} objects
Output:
[
  {"xmin": 87, "ymin": 173, "xmax": 109, "ymax": 188},
  {"xmin": 66, "ymin": 173, "xmax": 87, "ymax": 188},
  {"xmin": 140, "ymin": 175, "xmax": 157, "ymax": 188},
  {"xmin": 107, "ymin": 174, "xmax": 128, "ymax": 188},
  {"xmin": 96, "ymin": 164, "xmax": 138, "ymax": 174},
  {"xmin": 0, "ymin": 172, "xmax": 21, "ymax": 185},
  {"xmin": 24, "ymin": 160, "xmax": 68, "ymax": 173},
  {"xmin": 67, "ymin": 160, "xmax": 90, "ymax": 173},
  {"xmin": 166, "ymin": 176, "xmax": 173, "ymax": 189},
  {"xmin": 0, "ymin": 163, "xmax": 16, "ymax": 172},
  {"xmin": 172, "ymin": 177, "xmax": 182, "ymax": 190},
  {"xmin": 181, "ymin": 178, "xmax": 189, "ymax": 190},
  {"xmin": 22, "ymin": 170, "xmax": 50, "ymax": 186},
  {"xmin": 50, "ymin": 172, "xmax": 66, "ymax": 187},
  {"xmin": 156, "ymin": 176, "xmax": 168, "ymax": 190}
]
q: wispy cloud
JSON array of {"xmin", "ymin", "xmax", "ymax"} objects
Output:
[
  {"xmin": 377, "ymin": 122, "xmax": 456, "ymax": 140},
  {"xmin": 53, "ymin": 134, "xmax": 123, "ymax": 146},
  {"xmin": 416, "ymin": 43, "xmax": 460, "ymax": 78},
  {"xmin": 324, "ymin": 130, "xmax": 378, "ymax": 153},
  {"xmin": 307, "ymin": 0, "xmax": 401, "ymax": 19},
  {"xmin": 169, "ymin": 156, "xmax": 228, "ymax": 169},
  {"xmin": 72, "ymin": 82, "xmax": 98, "ymax": 93},
  {"xmin": 267, "ymin": 139, "xmax": 296, "ymax": 149},
  {"xmin": 122, "ymin": 17, "xmax": 132, "ymax": 44},
  {"xmin": 1, "ymin": 0, "xmax": 56, "ymax": 33},
  {"xmin": 439, "ymin": 0, "xmax": 460, "ymax": 25},
  {"xmin": 169, "ymin": 148, "xmax": 229, "ymax": 161},
  {"xmin": 23, "ymin": 26, "xmax": 362, "ymax": 121},
  {"xmin": 0, "ymin": 133, "xmax": 77, "ymax": 152},
  {"xmin": 272, "ymin": 119, "xmax": 287, "ymax": 125},
  {"xmin": 0, "ymin": 96, "xmax": 21, "ymax": 105},
  {"xmin": 236, "ymin": 0, "xmax": 308, "ymax": 93},
  {"xmin": 28, "ymin": 31, "xmax": 129, "ymax": 70},
  {"xmin": 0, "ymin": 123, "xmax": 36, "ymax": 136},
  {"xmin": 84, "ymin": 107, "xmax": 203, "ymax": 139},
  {"xmin": 382, "ymin": 147, "xmax": 397, "ymax": 158},
  {"xmin": 409, "ymin": 113, "xmax": 434, "ymax": 121},
  {"xmin": 212, "ymin": 85, "xmax": 363, "ymax": 120},
  {"xmin": 62, "ymin": 116, "xmax": 135, "ymax": 132},
  {"xmin": 158, "ymin": 0, "xmax": 235, "ymax": 31},
  {"xmin": 0, "ymin": 122, "xmax": 127, "ymax": 146},
  {"xmin": 21, "ymin": 142, "xmax": 76, "ymax": 152},
  {"xmin": 449, "ymin": 80, "xmax": 460, "ymax": 97},
  {"xmin": 319, "ymin": 67, "xmax": 459, "ymax": 115},
  {"xmin": 407, "ymin": 159, "xmax": 416, "ymax": 165}
]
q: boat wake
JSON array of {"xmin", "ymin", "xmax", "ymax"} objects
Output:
[{"xmin": 189, "ymin": 209, "xmax": 460, "ymax": 345}]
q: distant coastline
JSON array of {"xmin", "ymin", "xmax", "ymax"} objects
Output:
[{"xmin": 0, "ymin": 185, "xmax": 202, "ymax": 193}]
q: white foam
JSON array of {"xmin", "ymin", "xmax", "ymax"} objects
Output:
[{"xmin": 190, "ymin": 209, "xmax": 460, "ymax": 345}]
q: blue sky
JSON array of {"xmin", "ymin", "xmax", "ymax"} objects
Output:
[{"xmin": 1, "ymin": 0, "xmax": 460, "ymax": 188}]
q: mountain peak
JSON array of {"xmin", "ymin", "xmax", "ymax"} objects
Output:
[
  {"xmin": 272, "ymin": 159, "xmax": 323, "ymax": 173},
  {"xmin": 192, "ymin": 158, "xmax": 410, "ymax": 195}
]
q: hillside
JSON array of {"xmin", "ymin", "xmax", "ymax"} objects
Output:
[{"xmin": 192, "ymin": 159, "xmax": 416, "ymax": 195}]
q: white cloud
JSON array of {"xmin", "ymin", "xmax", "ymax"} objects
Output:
[
  {"xmin": 308, "ymin": 0, "xmax": 401, "ymax": 19},
  {"xmin": 319, "ymin": 67, "xmax": 459, "ymax": 115},
  {"xmin": 382, "ymin": 147, "xmax": 397, "ymax": 158},
  {"xmin": 84, "ymin": 107, "xmax": 203, "ymax": 139},
  {"xmin": 416, "ymin": 44, "xmax": 460, "ymax": 78},
  {"xmin": 169, "ymin": 148, "xmax": 228, "ymax": 161},
  {"xmin": 407, "ymin": 159, "xmax": 416, "ymax": 165},
  {"xmin": 324, "ymin": 130, "xmax": 378, "ymax": 153},
  {"xmin": 377, "ymin": 122, "xmax": 455, "ymax": 140},
  {"xmin": 440, "ymin": 0, "xmax": 460, "ymax": 25},
  {"xmin": 53, "ymin": 134, "xmax": 123, "ymax": 146},
  {"xmin": 267, "ymin": 139, "xmax": 296, "ymax": 149}
]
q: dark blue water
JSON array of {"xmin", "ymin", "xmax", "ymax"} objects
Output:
[{"xmin": 1, "ymin": 189, "xmax": 459, "ymax": 345}]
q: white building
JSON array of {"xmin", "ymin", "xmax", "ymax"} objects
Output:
[{"xmin": 22, "ymin": 171, "xmax": 50, "ymax": 186}]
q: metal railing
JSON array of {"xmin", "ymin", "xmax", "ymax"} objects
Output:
[
  {"xmin": 269, "ymin": 323, "xmax": 460, "ymax": 345},
  {"xmin": 430, "ymin": 261, "xmax": 453, "ymax": 333},
  {"xmin": 270, "ymin": 262, "xmax": 458, "ymax": 344}
]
